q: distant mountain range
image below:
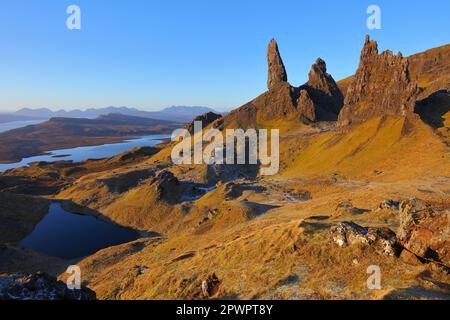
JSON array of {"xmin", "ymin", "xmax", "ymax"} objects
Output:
[{"xmin": 5, "ymin": 106, "xmax": 219, "ymax": 123}]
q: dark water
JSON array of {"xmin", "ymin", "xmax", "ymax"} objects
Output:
[
  {"xmin": 0, "ymin": 134, "xmax": 169, "ymax": 172},
  {"xmin": 20, "ymin": 203, "xmax": 140, "ymax": 259}
]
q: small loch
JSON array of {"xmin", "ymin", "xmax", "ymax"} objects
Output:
[{"xmin": 20, "ymin": 203, "xmax": 141, "ymax": 260}]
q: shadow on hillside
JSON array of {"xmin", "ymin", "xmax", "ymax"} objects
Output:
[
  {"xmin": 414, "ymin": 90, "xmax": 450, "ymax": 129},
  {"xmin": 382, "ymin": 285, "xmax": 450, "ymax": 300}
]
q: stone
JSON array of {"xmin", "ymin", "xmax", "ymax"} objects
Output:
[
  {"xmin": 397, "ymin": 198, "xmax": 449, "ymax": 268},
  {"xmin": 267, "ymin": 39, "xmax": 288, "ymax": 90},
  {"xmin": 330, "ymin": 221, "xmax": 399, "ymax": 256}
]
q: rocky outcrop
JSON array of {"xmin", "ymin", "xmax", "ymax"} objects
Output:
[
  {"xmin": 338, "ymin": 36, "xmax": 420, "ymax": 126},
  {"xmin": 267, "ymin": 39, "xmax": 288, "ymax": 90},
  {"xmin": 397, "ymin": 198, "xmax": 449, "ymax": 268},
  {"xmin": 151, "ymin": 170, "xmax": 180, "ymax": 202},
  {"xmin": 302, "ymin": 58, "xmax": 344, "ymax": 119},
  {"xmin": 185, "ymin": 112, "xmax": 223, "ymax": 133},
  {"xmin": 331, "ymin": 221, "xmax": 400, "ymax": 256},
  {"xmin": 0, "ymin": 272, "xmax": 96, "ymax": 300}
]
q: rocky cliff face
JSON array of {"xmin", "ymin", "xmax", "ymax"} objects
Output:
[
  {"xmin": 267, "ymin": 39, "xmax": 288, "ymax": 91},
  {"xmin": 408, "ymin": 44, "xmax": 450, "ymax": 99},
  {"xmin": 338, "ymin": 36, "xmax": 420, "ymax": 126}
]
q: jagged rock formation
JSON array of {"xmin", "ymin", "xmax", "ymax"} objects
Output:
[
  {"xmin": 226, "ymin": 39, "xmax": 344, "ymax": 125},
  {"xmin": 338, "ymin": 36, "xmax": 420, "ymax": 126},
  {"xmin": 0, "ymin": 272, "xmax": 96, "ymax": 300},
  {"xmin": 397, "ymin": 198, "xmax": 449, "ymax": 268},
  {"xmin": 267, "ymin": 39, "xmax": 288, "ymax": 90},
  {"xmin": 301, "ymin": 58, "xmax": 344, "ymax": 120}
]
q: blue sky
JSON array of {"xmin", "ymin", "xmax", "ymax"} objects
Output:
[{"xmin": 0, "ymin": 0, "xmax": 449, "ymax": 112}]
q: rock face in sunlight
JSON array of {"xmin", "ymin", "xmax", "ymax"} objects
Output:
[
  {"xmin": 397, "ymin": 198, "xmax": 450, "ymax": 269},
  {"xmin": 338, "ymin": 36, "xmax": 420, "ymax": 126}
]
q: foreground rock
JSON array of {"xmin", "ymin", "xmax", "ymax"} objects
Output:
[
  {"xmin": 331, "ymin": 221, "xmax": 400, "ymax": 256},
  {"xmin": 0, "ymin": 272, "xmax": 96, "ymax": 300},
  {"xmin": 397, "ymin": 198, "xmax": 449, "ymax": 268}
]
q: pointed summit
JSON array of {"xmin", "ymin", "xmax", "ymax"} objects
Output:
[
  {"xmin": 304, "ymin": 58, "xmax": 344, "ymax": 117},
  {"xmin": 267, "ymin": 39, "xmax": 288, "ymax": 90}
]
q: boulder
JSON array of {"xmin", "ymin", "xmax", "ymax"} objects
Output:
[
  {"xmin": 330, "ymin": 221, "xmax": 400, "ymax": 256},
  {"xmin": 397, "ymin": 198, "xmax": 449, "ymax": 268}
]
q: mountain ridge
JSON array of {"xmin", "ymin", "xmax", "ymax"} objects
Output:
[{"xmin": 11, "ymin": 106, "xmax": 219, "ymax": 123}]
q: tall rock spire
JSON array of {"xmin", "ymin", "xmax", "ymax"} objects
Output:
[{"xmin": 267, "ymin": 39, "xmax": 288, "ymax": 90}]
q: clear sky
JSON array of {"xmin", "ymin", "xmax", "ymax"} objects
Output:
[{"xmin": 0, "ymin": 0, "xmax": 449, "ymax": 112}]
